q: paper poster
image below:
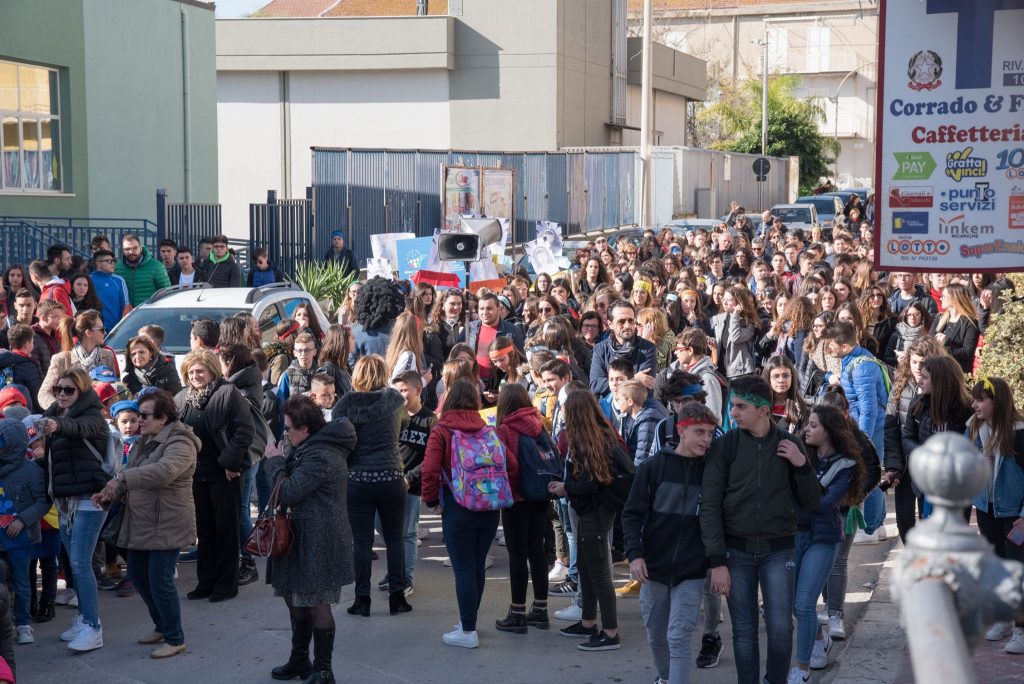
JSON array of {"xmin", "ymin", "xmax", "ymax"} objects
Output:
[
  {"xmin": 481, "ymin": 169, "xmax": 514, "ymax": 220},
  {"xmin": 444, "ymin": 166, "xmax": 480, "ymax": 231},
  {"xmin": 394, "ymin": 237, "xmax": 436, "ymax": 282},
  {"xmin": 875, "ymin": 1, "xmax": 1024, "ymax": 272},
  {"xmin": 366, "ymin": 257, "xmax": 393, "ymax": 280},
  {"xmin": 370, "ymin": 233, "xmax": 416, "ymax": 270},
  {"xmin": 524, "ymin": 221, "xmax": 568, "ymax": 275}
]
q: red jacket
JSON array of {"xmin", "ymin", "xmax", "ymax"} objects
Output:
[
  {"xmin": 496, "ymin": 406, "xmax": 542, "ymax": 502},
  {"xmin": 38, "ymin": 280, "xmax": 74, "ymax": 317},
  {"xmin": 422, "ymin": 408, "xmax": 519, "ymax": 507}
]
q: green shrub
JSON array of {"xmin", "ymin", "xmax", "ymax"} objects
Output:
[
  {"xmin": 292, "ymin": 260, "xmax": 358, "ymax": 317},
  {"xmin": 975, "ymin": 274, "xmax": 1024, "ymax": 404}
]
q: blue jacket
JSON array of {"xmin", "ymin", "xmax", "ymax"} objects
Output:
[
  {"xmin": 0, "ymin": 418, "xmax": 49, "ymax": 545},
  {"xmin": 90, "ymin": 270, "xmax": 131, "ymax": 332},
  {"xmin": 589, "ymin": 336, "xmax": 658, "ymax": 396},
  {"xmin": 349, "ymin": 319, "xmax": 395, "ymax": 366},
  {"xmin": 970, "ymin": 419, "xmax": 1024, "ymax": 519},
  {"xmin": 621, "ymin": 400, "xmax": 670, "ymax": 466},
  {"xmin": 797, "ymin": 453, "xmax": 855, "ymax": 544},
  {"xmin": 247, "ymin": 264, "xmax": 284, "ymax": 288},
  {"xmin": 829, "ymin": 346, "xmax": 887, "ymax": 448}
]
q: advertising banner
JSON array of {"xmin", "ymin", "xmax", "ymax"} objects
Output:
[{"xmin": 876, "ymin": 0, "xmax": 1024, "ymax": 272}]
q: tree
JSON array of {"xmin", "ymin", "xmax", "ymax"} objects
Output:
[
  {"xmin": 975, "ymin": 275, "xmax": 1024, "ymax": 404},
  {"xmin": 697, "ymin": 75, "xmax": 839, "ymax": 195}
]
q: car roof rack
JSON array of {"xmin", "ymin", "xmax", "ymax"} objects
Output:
[
  {"xmin": 245, "ymin": 281, "xmax": 300, "ymax": 304},
  {"xmin": 146, "ymin": 282, "xmax": 213, "ymax": 305}
]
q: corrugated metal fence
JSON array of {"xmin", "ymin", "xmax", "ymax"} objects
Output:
[{"xmin": 311, "ymin": 148, "xmax": 637, "ymax": 265}]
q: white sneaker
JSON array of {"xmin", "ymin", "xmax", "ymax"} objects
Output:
[
  {"xmin": 16, "ymin": 625, "xmax": 33, "ymax": 645},
  {"xmin": 54, "ymin": 588, "xmax": 76, "ymax": 606},
  {"xmin": 484, "ymin": 554, "xmax": 494, "ymax": 569},
  {"xmin": 554, "ymin": 598, "xmax": 583, "ymax": 622},
  {"xmin": 876, "ymin": 525, "xmax": 888, "ymax": 541},
  {"xmin": 417, "ymin": 525, "xmax": 429, "ymax": 540},
  {"xmin": 817, "ymin": 611, "xmax": 828, "ymax": 625},
  {"xmin": 442, "ymin": 557, "xmax": 452, "ymax": 567},
  {"xmin": 60, "ymin": 615, "xmax": 85, "ymax": 642},
  {"xmin": 787, "ymin": 667, "xmax": 810, "ymax": 684},
  {"xmin": 548, "ymin": 560, "xmax": 569, "ymax": 582},
  {"xmin": 1005, "ymin": 627, "xmax": 1024, "ymax": 654},
  {"xmin": 853, "ymin": 530, "xmax": 879, "ymax": 544},
  {"xmin": 829, "ymin": 614, "xmax": 846, "ymax": 640},
  {"xmin": 986, "ymin": 621, "xmax": 1013, "ymax": 641},
  {"xmin": 809, "ymin": 634, "xmax": 833, "ymax": 669},
  {"xmin": 69, "ymin": 593, "xmax": 79, "ymax": 608},
  {"xmin": 442, "ymin": 627, "xmax": 479, "ymax": 649},
  {"xmin": 67, "ymin": 623, "xmax": 103, "ymax": 652}
]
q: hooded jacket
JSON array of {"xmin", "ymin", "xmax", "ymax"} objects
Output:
[
  {"xmin": 622, "ymin": 446, "xmax": 708, "ymax": 586},
  {"xmin": 44, "ymin": 389, "xmax": 110, "ymax": 498},
  {"xmin": 496, "ymin": 406, "xmax": 541, "ymax": 502},
  {"xmin": 831, "ymin": 346, "xmax": 888, "ymax": 444},
  {"xmin": 334, "ymin": 388, "xmax": 405, "ymax": 475},
  {"xmin": 116, "ymin": 246, "xmax": 172, "ymax": 307},
  {"xmin": 118, "ymin": 420, "xmax": 200, "ymax": 551},
  {"xmin": 226, "ymin": 363, "xmax": 264, "ymax": 408},
  {"xmin": 0, "ymin": 351, "xmax": 42, "ymax": 410},
  {"xmin": 0, "ymin": 418, "xmax": 48, "ymax": 544},
  {"xmin": 202, "ymin": 253, "xmax": 241, "ymax": 289}
]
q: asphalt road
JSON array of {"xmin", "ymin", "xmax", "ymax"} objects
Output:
[{"xmin": 17, "ymin": 505, "xmax": 899, "ymax": 684}]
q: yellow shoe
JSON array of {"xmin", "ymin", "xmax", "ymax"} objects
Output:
[
  {"xmin": 151, "ymin": 642, "xmax": 186, "ymax": 659},
  {"xmin": 615, "ymin": 579, "xmax": 641, "ymax": 597}
]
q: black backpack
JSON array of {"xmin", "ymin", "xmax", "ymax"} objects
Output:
[
  {"xmin": 597, "ymin": 444, "xmax": 636, "ymax": 512},
  {"xmin": 516, "ymin": 429, "xmax": 564, "ymax": 501}
]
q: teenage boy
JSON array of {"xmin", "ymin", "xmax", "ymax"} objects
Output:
[
  {"xmin": 888, "ymin": 272, "xmax": 938, "ymax": 316},
  {"xmin": 539, "ymin": 359, "xmax": 572, "ymax": 442},
  {"xmin": 89, "ymin": 250, "xmax": 132, "ymax": 332},
  {"xmin": 384, "ymin": 371, "xmax": 436, "ymax": 594},
  {"xmin": 616, "ymin": 379, "xmax": 669, "ymax": 467},
  {"xmin": 700, "ymin": 376, "xmax": 822, "ymax": 684},
  {"xmin": 277, "ymin": 333, "xmax": 318, "ymax": 408},
  {"xmin": 0, "ymin": 325, "xmax": 42, "ymax": 410},
  {"xmin": 308, "ymin": 373, "xmax": 339, "ymax": 421},
  {"xmin": 623, "ymin": 403, "xmax": 718, "ymax": 684},
  {"xmin": 0, "ymin": 289, "xmax": 36, "ymax": 348}
]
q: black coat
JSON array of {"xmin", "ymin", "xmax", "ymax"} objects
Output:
[
  {"xmin": 174, "ymin": 380, "xmax": 255, "ymax": 477},
  {"xmin": 334, "ymin": 388, "xmax": 404, "ymax": 475},
  {"xmin": 884, "ymin": 382, "xmax": 917, "ymax": 472},
  {"xmin": 226, "ymin": 363, "xmax": 264, "ymax": 408},
  {"xmin": 901, "ymin": 394, "xmax": 972, "ymax": 465},
  {"xmin": 201, "ymin": 256, "xmax": 241, "ymax": 289},
  {"xmin": 870, "ymin": 317, "xmax": 897, "ymax": 366},
  {"xmin": 932, "ymin": 314, "xmax": 980, "ymax": 374},
  {"xmin": 167, "ymin": 265, "xmax": 207, "ymax": 286},
  {"xmin": 124, "ymin": 354, "xmax": 183, "ymax": 396},
  {"xmin": 0, "ymin": 350, "xmax": 42, "ymax": 410},
  {"xmin": 45, "ymin": 390, "xmax": 109, "ymax": 498}
]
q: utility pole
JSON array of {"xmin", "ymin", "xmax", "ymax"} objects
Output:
[
  {"xmin": 760, "ymin": 19, "xmax": 769, "ymax": 157},
  {"xmin": 639, "ymin": 0, "xmax": 652, "ymax": 227}
]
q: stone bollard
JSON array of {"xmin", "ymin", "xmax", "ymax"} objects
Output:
[{"xmin": 893, "ymin": 432, "xmax": 1024, "ymax": 684}]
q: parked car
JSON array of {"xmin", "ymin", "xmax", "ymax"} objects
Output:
[
  {"xmin": 770, "ymin": 203, "xmax": 822, "ymax": 237},
  {"xmin": 105, "ymin": 282, "xmax": 331, "ymax": 371},
  {"xmin": 795, "ymin": 195, "xmax": 845, "ymax": 237}
]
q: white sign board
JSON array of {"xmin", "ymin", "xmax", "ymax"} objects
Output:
[{"xmin": 876, "ymin": 0, "xmax": 1024, "ymax": 272}]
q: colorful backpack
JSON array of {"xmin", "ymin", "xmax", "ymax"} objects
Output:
[{"xmin": 445, "ymin": 426, "xmax": 514, "ymax": 511}]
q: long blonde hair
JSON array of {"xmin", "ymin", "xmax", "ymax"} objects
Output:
[
  {"xmin": 940, "ymin": 282, "xmax": 979, "ymax": 324},
  {"xmin": 384, "ymin": 311, "xmax": 424, "ymax": 375}
]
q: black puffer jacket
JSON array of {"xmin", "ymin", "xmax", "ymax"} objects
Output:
[
  {"xmin": 45, "ymin": 389, "xmax": 109, "ymax": 498},
  {"xmin": 334, "ymin": 388, "xmax": 404, "ymax": 475},
  {"xmin": 884, "ymin": 382, "xmax": 917, "ymax": 472},
  {"xmin": 124, "ymin": 354, "xmax": 183, "ymax": 396}
]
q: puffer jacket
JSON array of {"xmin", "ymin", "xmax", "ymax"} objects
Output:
[
  {"xmin": 118, "ymin": 420, "xmax": 200, "ymax": 550},
  {"xmin": 124, "ymin": 354, "xmax": 183, "ymax": 396},
  {"xmin": 116, "ymin": 246, "xmax": 172, "ymax": 307},
  {"xmin": 334, "ymin": 388, "xmax": 404, "ymax": 475},
  {"xmin": 900, "ymin": 393, "xmax": 972, "ymax": 462},
  {"xmin": 622, "ymin": 401, "xmax": 671, "ymax": 466},
  {"xmin": 830, "ymin": 346, "xmax": 887, "ymax": 445},
  {"xmin": 0, "ymin": 418, "xmax": 48, "ymax": 544},
  {"xmin": 883, "ymin": 381, "xmax": 917, "ymax": 472},
  {"xmin": 796, "ymin": 452, "xmax": 856, "ymax": 544},
  {"xmin": 45, "ymin": 389, "xmax": 109, "ymax": 498},
  {"xmin": 226, "ymin": 363, "xmax": 264, "ymax": 408}
]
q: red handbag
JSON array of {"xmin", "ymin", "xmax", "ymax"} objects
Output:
[{"xmin": 244, "ymin": 479, "xmax": 293, "ymax": 559}]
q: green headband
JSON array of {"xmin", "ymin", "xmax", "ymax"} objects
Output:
[{"xmin": 730, "ymin": 390, "xmax": 771, "ymax": 408}]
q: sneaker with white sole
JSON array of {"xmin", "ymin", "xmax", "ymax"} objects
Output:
[
  {"xmin": 442, "ymin": 627, "xmax": 479, "ymax": 649},
  {"xmin": 54, "ymin": 589, "xmax": 76, "ymax": 606},
  {"xmin": 577, "ymin": 630, "xmax": 620, "ymax": 651},
  {"xmin": 1005, "ymin": 627, "xmax": 1024, "ymax": 654},
  {"xmin": 69, "ymin": 593, "xmax": 78, "ymax": 608},
  {"xmin": 67, "ymin": 624, "xmax": 103, "ymax": 652},
  {"xmin": 853, "ymin": 530, "xmax": 879, "ymax": 544},
  {"xmin": 876, "ymin": 525, "xmax": 888, "ymax": 540},
  {"xmin": 16, "ymin": 625, "xmax": 34, "ymax": 645},
  {"xmin": 550, "ymin": 578, "xmax": 578, "ymax": 596},
  {"xmin": 986, "ymin": 621, "xmax": 1013, "ymax": 641},
  {"xmin": 817, "ymin": 611, "xmax": 828, "ymax": 625},
  {"xmin": 554, "ymin": 597, "xmax": 583, "ymax": 622},
  {"xmin": 787, "ymin": 667, "xmax": 810, "ymax": 684},
  {"xmin": 829, "ymin": 614, "xmax": 846, "ymax": 640},
  {"xmin": 809, "ymin": 634, "xmax": 833, "ymax": 669},
  {"xmin": 548, "ymin": 560, "xmax": 569, "ymax": 582},
  {"xmin": 60, "ymin": 615, "xmax": 85, "ymax": 642}
]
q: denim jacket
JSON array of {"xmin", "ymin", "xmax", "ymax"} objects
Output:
[{"xmin": 969, "ymin": 419, "xmax": 1024, "ymax": 519}]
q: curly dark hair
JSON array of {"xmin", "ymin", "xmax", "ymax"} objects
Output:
[{"xmin": 355, "ymin": 277, "xmax": 406, "ymax": 330}]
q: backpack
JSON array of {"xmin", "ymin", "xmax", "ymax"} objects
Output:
[
  {"xmin": 445, "ymin": 426, "xmax": 514, "ymax": 511},
  {"xmin": 515, "ymin": 428, "xmax": 564, "ymax": 502},
  {"xmin": 596, "ymin": 444, "xmax": 636, "ymax": 512},
  {"xmin": 845, "ymin": 356, "xmax": 893, "ymax": 394}
]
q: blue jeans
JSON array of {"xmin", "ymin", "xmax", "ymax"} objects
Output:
[
  {"xmin": 59, "ymin": 507, "xmax": 106, "ymax": 629},
  {"xmin": 441, "ymin": 489, "xmax": 500, "ymax": 633},
  {"xmin": 793, "ymin": 532, "xmax": 839, "ymax": 665},
  {"xmin": 6, "ymin": 547, "xmax": 32, "ymax": 627},
  {"xmin": 255, "ymin": 459, "xmax": 273, "ymax": 514},
  {"xmin": 239, "ymin": 466, "xmax": 256, "ymax": 559},
  {"xmin": 555, "ymin": 497, "xmax": 577, "ymax": 582},
  {"xmin": 127, "ymin": 549, "xmax": 184, "ymax": 645},
  {"xmin": 403, "ymin": 493, "xmax": 421, "ymax": 585},
  {"xmin": 725, "ymin": 547, "xmax": 795, "ymax": 684}
]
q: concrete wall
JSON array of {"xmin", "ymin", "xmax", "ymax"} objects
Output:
[
  {"xmin": 623, "ymin": 87, "xmax": 688, "ymax": 147},
  {"xmin": 556, "ymin": 0, "xmax": 614, "ymax": 148}
]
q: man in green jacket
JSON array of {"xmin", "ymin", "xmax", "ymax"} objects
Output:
[
  {"xmin": 116, "ymin": 235, "xmax": 172, "ymax": 307},
  {"xmin": 699, "ymin": 375, "xmax": 822, "ymax": 684}
]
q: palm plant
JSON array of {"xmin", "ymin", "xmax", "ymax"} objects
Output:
[{"xmin": 292, "ymin": 260, "xmax": 359, "ymax": 317}]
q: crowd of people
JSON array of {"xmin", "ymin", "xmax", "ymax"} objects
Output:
[{"xmin": 0, "ymin": 204, "xmax": 1021, "ymax": 684}]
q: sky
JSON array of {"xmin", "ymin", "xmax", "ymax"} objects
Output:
[{"xmin": 214, "ymin": 0, "xmax": 268, "ymax": 18}]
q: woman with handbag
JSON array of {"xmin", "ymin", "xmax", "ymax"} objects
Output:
[
  {"xmin": 260, "ymin": 395, "xmax": 357, "ymax": 684},
  {"xmin": 92, "ymin": 390, "xmax": 199, "ymax": 659},
  {"xmin": 174, "ymin": 350, "xmax": 254, "ymax": 603},
  {"xmin": 38, "ymin": 367, "xmax": 109, "ymax": 652}
]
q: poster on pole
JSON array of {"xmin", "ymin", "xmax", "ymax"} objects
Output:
[
  {"xmin": 481, "ymin": 168, "xmax": 514, "ymax": 223},
  {"xmin": 443, "ymin": 166, "xmax": 480, "ymax": 231},
  {"xmin": 875, "ymin": 0, "xmax": 1024, "ymax": 272}
]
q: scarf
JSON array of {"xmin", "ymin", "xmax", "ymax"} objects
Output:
[
  {"xmin": 72, "ymin": 344, "xmax": 103, "ymax": 374},
  {"xmin": 607, "ymin": 336, "xmax": 635, "ymax": 361},
  {"xmin": 183, "ymin": 383, "xmax": 216, "ymax": 409},
  {"xmin": 896, "ymin": 321, "xmax": 924, "ymax": 349}
]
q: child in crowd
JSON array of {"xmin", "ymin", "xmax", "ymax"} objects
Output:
[
  {"xmin": 616, "ymin": 379, "xmax": 670, "ymax": 466},
  {"xmin": 308, "ymin": 373, "xmax": 339, "ymax": 422},
  {"xmin": 601, "ymin": 358, "xmax": 636, "ymax": 432}
]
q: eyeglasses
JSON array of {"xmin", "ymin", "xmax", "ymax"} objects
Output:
[
  {"xmin": 54, "ymin": 385, "xmax": 77, "ymax": 396},
  {"xmin": 581, "ymin": 323, "xmax": 600, "ymax": 330},
  {"xmin": 96, "ymin": 258, "xmax": 115, "ymax": 264},
  {"xmin": 91, "ymin": 327, "xmax": 105, "ymax": 335},
  {"xmin": 139, "ymin": 412, "xmax": 155, "ymax": 420},
  {"xmin": 213, "ymin": 243, "xmax": 228, "ymax": 248}
]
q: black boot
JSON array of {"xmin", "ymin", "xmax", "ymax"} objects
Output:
[
  {"xmin": 271, "ymin": 616, "xmax": 313, "ymax": 680},
  {"xmin": 495, "ymin": 605, "xmax": 528, "ymax": 634},
  {"xmin": 525, "ymin": 603, "xmax": 550, "ymax": 630},
  {"xmin": 301, "ymin": 627, "xmax": 336, "ymax": 684},
  {"xmin": 389, "ymin": 590, "xmax": 412, "ymax": 615},
  {"xmin": 346, "ymin": 595, "xmax": 370, "ymax": 617},
  {"xmin": 34, "ymin": 601, "xmax": 56, "ymax": 624}
]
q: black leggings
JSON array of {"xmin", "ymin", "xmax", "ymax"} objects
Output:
[
  {"xmin": 501, "ymin": 500, "xmax": 550, "ymax": 605},
  {"xmin": 347, "ymin": 478, "xmax": 407, "ymax": 597},
  {"xmin": 893, "ymin": 474, "xmax": 923, "ymax": 543}
]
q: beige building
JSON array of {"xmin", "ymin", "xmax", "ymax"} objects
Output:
[
  {"xmin": 215, "ymin": 0, "xmax": 708, "ymax": 234},
  {"xmin": 628, "ymin": 0, "xmax": 878, "ymax": 189}
]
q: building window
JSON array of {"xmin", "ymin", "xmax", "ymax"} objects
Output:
[{"xmin": 0, "ymin": 60, "xmax": 63, "ymax": 193}]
